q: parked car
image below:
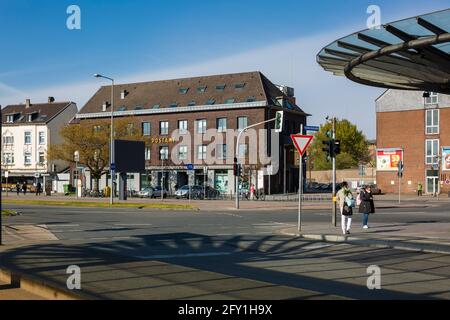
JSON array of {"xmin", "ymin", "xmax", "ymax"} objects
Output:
[
  {"xmin": 137, "ymin": 186, "xmax": 168, "ymax": 198},
  {"xmin": 175, "ymin": 185, "xmax": 212, "ymax": 199}
]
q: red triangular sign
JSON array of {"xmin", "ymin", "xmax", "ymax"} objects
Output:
[{"xmin": 291, "ymin": 134, "xmax": 314, "ymax": 156}]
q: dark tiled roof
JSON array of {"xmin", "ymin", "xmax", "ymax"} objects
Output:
[
  {"xmin": 1, "ymin": 102, "xmax": 73, "ymax": 125},
  {"xmin": 79, "ymin": 71, "xmax": 306, "ymax": 115}
]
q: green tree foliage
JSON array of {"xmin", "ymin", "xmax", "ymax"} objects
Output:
[{"xmin": 309, "ymin": 119, "xmax": 370, "ymax": 170}]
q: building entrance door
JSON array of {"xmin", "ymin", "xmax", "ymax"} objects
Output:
[{"xmin": 426, "ymin": 170, "xmax": 439, "ymax": 195}]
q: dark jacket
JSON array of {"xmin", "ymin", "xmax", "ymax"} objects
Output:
[{"xmin": 358, "ymin": 190, "xmax": 375, "ymax": 214}]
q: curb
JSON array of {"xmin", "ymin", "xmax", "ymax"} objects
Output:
[
  {"xmin": 279, "ymin": 229, "xmax": 450, "ymax": 255},
  {"xmin": 0, "ymin": 267, "xmax": 97, "ymax": 300}
]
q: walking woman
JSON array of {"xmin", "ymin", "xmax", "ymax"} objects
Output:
[
  {"xmin": 336, "ymin": 181, "xmax": 354, "ymax": 235},
  {"xmin": 359, "ymin": 185, "xmax": 375, "ymax": 229}
]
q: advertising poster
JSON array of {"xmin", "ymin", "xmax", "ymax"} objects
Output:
[
  {"xmin": 443, "ymin": 147, "xmax": 450, "ymax": 171},
  {"xmin": 376, "ymin": 148, "xmax": 403, "ymax": 171}
]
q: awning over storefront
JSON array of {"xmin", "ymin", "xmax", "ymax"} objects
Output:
[{"xmin": 317, "ymin": 9, "xmax": 450, "ymax": 94}]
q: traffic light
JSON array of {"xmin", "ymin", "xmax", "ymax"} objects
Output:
[
  {"xmin": 397, "ymin": 160, "xmax": 404, "ymax": 178},
  {"xmin": 274, "ymin": 111, "xmax": 284, "ymax": 133},
  {"xmin": 333, "ymin": 140, "xmax": 341, "ymax": 156},
  {"xmin": 322, "ymin": 140, "xmax": 333, "ymax": 161},
  {"xmin": 233, "ymin": 157, "xmax": 238, "ymax": 176},
  {"xmin": 238, "ymin": 164, "xmax": 243, "ymax": 177}
]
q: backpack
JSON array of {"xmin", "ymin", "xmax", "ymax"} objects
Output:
[
  {"xmin": 356, "ymin": 192, "xmax": 363, "ymax": 206},
  {"xmin": 346, "ymin": 197, "xmax": 356, "ymax": 208}
]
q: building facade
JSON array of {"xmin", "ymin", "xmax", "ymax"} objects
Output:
[
  {"xmin": 376, "ymin": 90, "xmax": 450, "ymax": 195},
  {"xmin": 76, "ymin": 72, "xmax": 309, "ymax": 195},
  {"xmin": 1, "ymin": 98, "xmax": 78, "ymax": 191}
]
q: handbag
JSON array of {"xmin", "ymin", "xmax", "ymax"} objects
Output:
[
  {"xmin": 345, "ymin": 197, "xmax": 355, "ymax": 208},
  {"xmin": 342, "ymin": 205, "xmax": 352, "ymax": 216}
]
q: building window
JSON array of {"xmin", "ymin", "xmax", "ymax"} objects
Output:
[
  {"xmin": 93, "ymin": 125, "xmax": 102, "ymax": 133},
  {"xmin": 197, "ymin": 86, "xmax": 207, "ymax": 93},
  {"xmin": 426, "ymin": 109, "xmax": 439, "ymax": 135},
  {"xmin": 3, "ymin": 136, "xmax": 14, "ymax": 145},
  {"xmin": 178, "ymin": 145, "xmax": 188, "ymax": 160},
  {"xmin": 216, "ymin": 84, "xmax": 226, "ymax": 92},
  {"xmin": 216, "ymin": 144, "xmax": 227, "ymax": 160},
  {"xmin": 152, "ymin": 104, "xmax": 160, "ymax": 109},
  {"xmin": 160, "ymin": 121, "xmax": 169, "ymax": 135},
  {"xmin": 425, "ymin": 139, "xmax": 439, "ymax": 165},
  {"xmin": 196, "ymin": 119, "xmax": 207, "ymax": 134},
  {"xmin": 159, "ymin": 146, "xmax": 169, "ymax": 160},
  {"xmin": 425, "ymin": 92, "xmax": 438, "ymax": 105},
  {"xmin": 235, "ymin": 82, "xmax": 246, "ymax": 90},
  {"xmin": 38, "ymin": 152, "xmax": 45, "ymax": 164},
  {"xmin": 24, "ymin": 152, "xmax": 32, "ymax": 165},
  {"xmin": 206, "ymin": 98, "xmax": 216, "ymax": 105},
  {"xmin": 145, "ymin": 147, "xmax": 151, "ymax": 160},
  {"xmin": 216, "ymin": 118, "xmax": 227, "ymax": 132},
  {"xmin": 238, "ymin": 144, "xmax": 248, "ymax": 158},
  {"xmin": 188, "ymin": 100, "xmax": 196, "ymax": 107},
  {"xmin": 142, "ymin": 122, "xmax": 151, "ymax": 136},
  {"xmin": 197, "ymin": 145, "xmax": 207, "ymax": 160},
  {"xmin": 179, "ymin": 88, "xmax": 189, "ymax": 94},
  {"xmin": 38, "ymin": 132, "xmax": 45, "ymax": 145},
  {"xmin": 246, "ymin": 96, "xmax": 256, "ymax": 102},
  {"xmin": 3, "ymin": 153, "xmax": 14, "ymax": 164},
  {"xmin": 225, "ymin": 98, "xmax": 235, "ymax": 104},
  {"xmin": 6, "ymin": 115, "xmax": 14, "ymax": 123},
  {"xmin": 169, "ymin": 102, "xmax": 178, "ymax": 108},
  {"xmin": 178, "ymin": 120, "xmax": 188, "ymax": 134},
  {"xmin": 237, "ymin": 116, "xmax": 248, "ymax": 130},
  {"xmin": 127, "ymin": 123, "xmax": 135, "ymax": 135},
  {"xmin": 24, "ymin": 132, "xmax": 31, "ymax": 145}
]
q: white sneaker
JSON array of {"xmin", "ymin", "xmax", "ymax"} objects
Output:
[{"xmin": 363, "ymin": 225, "xmax": 369, "ymax": 229}]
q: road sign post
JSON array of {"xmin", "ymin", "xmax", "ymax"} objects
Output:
[{"xmin": 291, "ymin": 128, "xmax": 314, "ymax": 233}]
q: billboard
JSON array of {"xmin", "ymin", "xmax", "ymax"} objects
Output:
[
  {"xmin": 376, "ymin": 148, "xmax": 403, "ymax": 171},
  {"xmin": 443, "ymin": 147, "xmax": 450, "ymax": 171},
  {"xmin": 114, "ymin": 140, "xmax": 145, "ymax": 173}
]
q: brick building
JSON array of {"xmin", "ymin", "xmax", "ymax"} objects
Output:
[
  {"xmin": 75, "ymin": 71, "xmax": 309, "ymax": 195},
  {"xmin": 376, "ymin": 90, "xmax": 450, "ymax": 195}
]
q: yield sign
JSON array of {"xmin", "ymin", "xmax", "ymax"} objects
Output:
[{"xmin": 291, "ymin": 134, "xmax": 314, "ymax": 156}]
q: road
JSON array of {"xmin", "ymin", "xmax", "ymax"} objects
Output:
[{"xmin": 1, "ymin": 201, "xmax": 450, "ymax": 299}]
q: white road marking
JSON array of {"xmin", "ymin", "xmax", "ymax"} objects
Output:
[
  {"xmin": 51, "ymin": 230, "xmax": 84, "ymax": 233},
  {"xmin": 136, "ymin": 252, "xmax": 232, "ymax": 259},
  {"xmin": 46, "ymin": 224, "xmax": 80, "ymax": 227}
]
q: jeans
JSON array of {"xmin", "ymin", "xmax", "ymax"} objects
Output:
[{"xmin": 363, "ymin": 213, "xmax": 369, "ymax": 226}]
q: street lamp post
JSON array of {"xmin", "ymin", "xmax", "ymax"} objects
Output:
[
  {"xmin": 94, "ymin": 74, "xmax": 114, "ymax": 205},
  {"xmin": 74, "ymin": 150, "xmax": 79, "ymax": 200}
]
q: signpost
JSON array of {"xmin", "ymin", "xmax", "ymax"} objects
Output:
[
  {"xmin": 186, "ymin": 164, "xmax": 194, "ymax": 202},
  {"xmin": 5, "ymin": 171, "xmax": 9, "ymax": 198},
  {"xmin": 291, "ymin": 128, "xmax": 314, "ymax": 233}
]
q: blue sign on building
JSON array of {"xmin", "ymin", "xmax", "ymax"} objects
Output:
[
  {"xmin": 304, "ymin": 126, "xmax": 320, "ymax": 132},
  {"xmin": 186, "ymin": 164, "xmax": 194, "ymax": 171}
]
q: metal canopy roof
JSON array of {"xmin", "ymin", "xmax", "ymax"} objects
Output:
[{"xmin": 317, "ymin": 9, "xmax": 450, "ymax": 94}]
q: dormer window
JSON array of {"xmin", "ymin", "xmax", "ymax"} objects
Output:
[
  {"xmin": 197, "ymin": 86, "xmax": 207, "ymax": 93},
  {"xmin": 102, "ymin": 101, "xmax": 109, "ymax": 111},
  {"xmin": 120, "ymin": 90, "xmax": 128, "ymax": 100},
  {"xmin": 234, "ymin": 82, "xmax": 246, "ymax": 90},
  {"xmin": 179, "ymin": 88, "xmax": 189, "ymax": 94},
  {"xmin": 6, "ymin": 115, "xmax": 14, "ymax": 123},
  {"xmin": 27, "ymin": 114, "xmax": 33, "ymax": 122},
  {"xmin": 117, "ymin": 106, "xmax": 126, "ymax": 112}
]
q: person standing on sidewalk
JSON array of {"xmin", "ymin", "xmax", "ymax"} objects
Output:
[
  {"xmin": 22, "ymin": 181, "xmax": 27, "ymax": 195},
  {"xmin": 359, "ymin": 185, "xmax": 375, "ymax": 229},
  {"xmin": 36, "ymin": 182, "xmax": 42, "ymax": 196},
  {"xmin": 16, "ymin": 182, "xmax": 20, "ymax": 196},
  {"xmin": 418, "ymin": 183, "xmax": 423, "ymax": 196},
  {"xmin": 250, "ymin": 183, "xmax": 255, "ymax": 200},
  {"xmin": 336, "ymin": 181, "xmax": 354, "ymax": 235}
]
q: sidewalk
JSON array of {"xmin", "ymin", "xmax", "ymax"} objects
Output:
[
  {"xmin": 1, "ymin": 193, "xmax": 438, "ymax": 212},
  {"xmin": 279, "ymin": 221, "xmax": 450, "ymax": 254}
]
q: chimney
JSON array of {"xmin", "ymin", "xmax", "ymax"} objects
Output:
[
  {"xmin": 25, "ymin": 99, "xmax": 31, "ymax": 108},
  {"xmin": 48, "ymin": 96, "xmax": 55, "ymax": 103}
]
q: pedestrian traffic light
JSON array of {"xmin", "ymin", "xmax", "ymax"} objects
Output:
[
  {"xmin": 397, "ymin": 160, "xmax": 404, "ymax": 178},
  {"xmin": 237, "ymin": 164, "xmax": 243, "ymax": 177},
  {"xmin": 274, "ymin": 111, "xmax": 284, "ymax": 133},
  {"xmin": 322, "ymin": 140, "xmax": 333, "ymax": 161},
  {"xmin": 333, "ymin": 140, "xmax": 341, "ymax": 156}
]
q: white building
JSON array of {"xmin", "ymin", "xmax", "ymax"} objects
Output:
[{"xmin": 1, "ymin": 98, "xmax": 77, "ymax": 192}]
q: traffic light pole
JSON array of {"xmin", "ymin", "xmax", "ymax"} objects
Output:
[
  {"xmin": 235, "ymin": 116, "xmax": 279, "ymax": 209},
  {"xmin": 332, "ymin": 117, "xmax": 337, "ymax": 227}
]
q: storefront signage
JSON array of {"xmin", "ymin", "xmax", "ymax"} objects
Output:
[
  {"xmin": 149, "ymin": 137, "xmax": 177, "ymax": 144},
  {"xmin": 442, "ymin": 147, "xmax": 450, "ymax": 171}
]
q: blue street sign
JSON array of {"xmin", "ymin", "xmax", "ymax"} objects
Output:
[
  {"xmin": 304, "ymin": 126, "xmax": 320, "ymax": 132},
  {"xmin": 110, "ymin": 163, "xmax": 116, "ymax": 171},
  {"xmin": 186, "ymin": 164, "xmax": 194, "ymax": 170}
]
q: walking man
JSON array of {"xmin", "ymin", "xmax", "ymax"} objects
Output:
[{"xmin": 417, "ymin": 183, "xmax": 423, "ymax": 196}]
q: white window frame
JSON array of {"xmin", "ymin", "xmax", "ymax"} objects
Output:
[
  {"xmin": 145, "ymin": 147, "xmax": 151, "ymax": 160},
  {"xmin": 6, "ymin": 115, "xmax": 14, "ymax": 123},
  {"xmin": 216, "ymin": 118, "xmax": 227, "ymax": 133},
  {"xmin": 24, "ymin": 152, "xmax": 32, "ymax": 165},
  {"xmin": 196, "ymin": 119, "xmax": 207, "ymax": 134},
  {"xmin": 159, "ymin": 121, "xmax": 169, "ymax": 135},
  {"xmin": 178, "ymin": 145, "xmax": 188, "ymax": 160},
  {"xmin": 24, "ymin": 131, "xmax": 32, "ymax": 145},
  {"xmin": 238, "ymin": 143, "xmax": 248, "ymax": 159},
  {"xmin": 3, "ymin": 152, "xmax": 14, "ymax": 164},
  {"xmin": 425, "ymin": 139, "xmax": 439, "ymax": 165},
  {"xmin": 216, "ymin": 144, "xmax": 227, "ymax": 160},
  {"xmin": 178, "ymin": 120, "xmax": 188, "ymax": 134},
  {"xmin": 38, "ymin": 151, "xmax": 45, "ymax": 164},
  {"xmin": 425, "ymin": 92, "xmax": 438, "ymax": 105},
  {"xmin": 39, "ymin": 131, "xmax": 45, "ymax": 145},
  {"xmin": 237, "ymin": 116, "xmax": 248, "ymax": 130},
  {"xmin": 3, "ymin": 135, "xmax": 14, "ymax": 145},
  {"xmin": 142, "ymin": 122, "xmax": 151, "ymax": 136},
  {"xmin": 197, "ymin": 145, "xmax": 206, "ymax": 160},
  {"xmin": 159, "ymin": 146, "xmax": 169, "ymax": 160},
  {"xmin": 425, "ymin": 109, "xmax": 439, "ymax": 135}
]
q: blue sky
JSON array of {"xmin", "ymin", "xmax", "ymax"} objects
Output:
[{"xmin": 1, "ymin": 0, "xmax": 449, "ymax": 138}]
